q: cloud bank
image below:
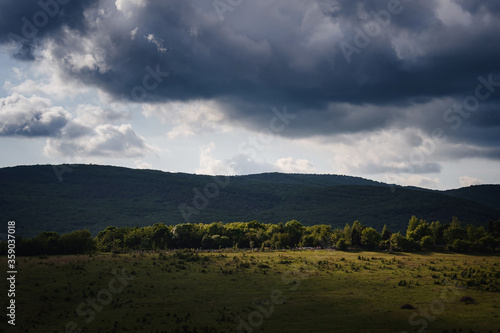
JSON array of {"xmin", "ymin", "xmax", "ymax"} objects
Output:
[{"xmin": 1, "ymin": 0, "xmax": 499, "ymax": 180}]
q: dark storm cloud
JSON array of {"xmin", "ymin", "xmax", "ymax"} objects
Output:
[
  {"xmin": 1, "ymin": 0, "xmax": 500, "ymax": 159},
  {"xmin": 454, "ymin": 0, "xmax": 500, "ymax": 14},
  {"xmin": 0, "ymin": 0, "xmax": 101, "ymax": 60}
]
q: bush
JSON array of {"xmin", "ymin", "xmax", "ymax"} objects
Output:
[
  {"xmin": 361, "ymin": 227, "xmax": 381, "ymax": 249},
  {"xmin": 336, "ymin": 238, "xmax": 348, "ymax": 251},
  {"xmin": 391, "ymin": 233, "xmax": 421, "ymax": 252},
  {"xmin": 420, "ymin": 235, "xmax": 434, "ymax": 250},
  {"xmin": 459, "ymin": 296, "xmax": 475, "ymax": 304},
  {"xmin": 398, "ymin": 280, "xmax": 408, "ymax": 287},
  {"xmin": 173, "ymin": 249, "xmax": 200, "ymax": 262},
  {"xmin": 448, "ymin": 239, "xmax": 472, "ymax": 252}
]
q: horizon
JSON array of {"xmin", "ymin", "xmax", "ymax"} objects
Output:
[{"xmin": 2, "ymin": 162, "xmax": 499, "ymax": 191}]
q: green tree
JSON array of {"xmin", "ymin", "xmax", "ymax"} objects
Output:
[
  {"xmin": 406, "ymin": 216, "xmax": 420, "ymax": 237},
  {"xmin": 391, "ymin": 232, "xmax": 420, "ymax": 252},
  {"xmin": 95, "ymin": 226, "xmax": 129, "ymax": 252},
  {"xmin": 381, "ymin": 224, "xmax": 391, "ymax": 241},
  {"xmin": 35, "ymin": 231, "xmax": 61, "ymax": 254},
  {"xmin": 247, "ymin": 220, "xmax": 264, "ymax": 230},
  {"xmin": 171, "ymin": 223, "xmax": 202, "ymax": 248},
  {"xmin": 205, "ymin": 222, "xmax": 226, "ymax": 236},
  {"xmin": 443, "ymin": 218, "xmax": 467, "ymax": 245},
  {"xmin": 270, "ymin": 232, "xmax": 287, "ymax": 249},
  {"xmin": 59, "ymin": 230, "xmax": 94, "ymax": 254},
  {"xmin": 406, "ymin": 217, "xmax": 430, "ymax": 242},
  {"xmin": 448, "ymin": 239, "xmax": 471, "ymax": 252},
  {"xmin": 225, "ymin": 222, "xmax": 247, "ymax": 247},
  {"xmin": 411, "ymin": 221, "xmax": 431, "ymax": 243},
  {"xmin": 284, "ymin": 220, "xmax": 305, "ymax": 247},
  {"xmin": 477, "ymin": 235, "xmax": 496, "ymax": 252},
  {"xmin": 488, "ymin": 219, "xmax": 500, "ymax": 238},
  {"xmin": 430, "ymin": 221, "xmax": 444, "ymax": 246},
  {"xmin": 18, "ymin": 238, "xmax": 45, "ymax": 256},
  {"xmin": 124, "ymin": 228, "xmax": 144, "ymax": 250},
  {"xmin": 336, "ymin": 238, "xmax": 348, "ymax": 251},
  {"xmin": 151, "ymin": 223, "xmax": 171, "ymax": 250},
  {"xmin": 305, "ymin": 224, "xmax": 332, "ymax": 248},
  {"xmin": 299, "ymin": 234, "xmax": 315, "ymax": 247},
  {"xmin": 361, "ymin": 227, "xmax": 381, "ymax": 249},
  {"xmin": 420, "ymin": 235, "xmax": 434, "ymax": 250},
  {"xmin": 466, "ymin": 225, "xmax": 486, "ymax": 243},
  {"xmin": 343, "ymin": 223, "xmax": 351, "ymax": 244},
  {"xmin": 350, "ymin": 220, "xmax": 362, "ymax": 247}
]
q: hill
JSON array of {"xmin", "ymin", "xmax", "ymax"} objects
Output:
[
  {"xmin": 0, "ymin": 164, "xmax": 498, "ymax": 237},
  {"xmin": 445, "ymin": 185, "xmax": 500, "ymax": 211},
  {"xmin": 240, "ymin": 172, "xmax": 389, "ymax": 187}
]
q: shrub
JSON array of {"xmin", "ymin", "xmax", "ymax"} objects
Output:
[
  {"xmin": 460, "ymin": 296, "xmax": 475, "ymax": 304},
  {"xmin": 420, "ymin": 235, "xmax": 434, "ymax": 250},
  {"xmin": 448, "ymin": 239, "xmax": 472, "ymax": 252},
  {"xmin": 336, "ymin": 238, "xmax": 348, "ymax": 251}
]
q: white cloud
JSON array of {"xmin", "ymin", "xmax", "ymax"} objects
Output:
[
  {"xmin": 145, "ymin": 34, "xmax": 167, "ymax": 54},
  {"xmin": 323, "ymin": 128, "xmax": 443, "ymax": 176},
  {"xmin": 74, "ymin": 104, "xmax": 129, "ymax": 127},
  {"xmin": 135, "ymin": 160, "xmax": 153, "ymax": 169},
  {"xmin": 115, "ymin": 0, "xmax": 146, "ymax": 17},
  {"xmin": 58, "ymin": 28, "xmax": 111, "ymax": 74},
  {"xmin": 195, "ymin": 142, "xmax": 233, "ymax": 175},
  {"xmin": 459, "ymin": 175, "xmax": 483, "ymax": 187},
  {"xmin": 11, "ymin": 67, "xmax": 25, "ymax": 80},
  {"xmin": 276, "ymin": 156, "xmax": 315, "ymax": 173},
  {"xmin": 143, "ymin": 100, "xmax": 233, "ymax": 139},
  {"xmin": 131, "ymin": 27, "xmax": 139, "ymax": 40},
  {"xmin": 7, "ymin": 40, "xmax": 91, "ymax": 100},
  {"xmin": 195, "ymin": 142, "xmax": 318, "ymax": 176},
  {"xmin": 189, "ymin": 26, "xmax": 199, "ymax": 38},
  {"xmin": 384, "ymin": 174, "xmax": 444, "ymax": 189},
  {"xmin": 0, "ymin": 93, "xmax": 70, "ymax": 137},
  {"xmin": 194, "ymin": 142, "xmax": 275, "ymax": 175},
  {"xmin": 436, "ymin": 0, "xmax": 473, "ymax": 27},
  {"xmin": 44, "ymin": 124, "xmax": 153, "ymax": 158}
]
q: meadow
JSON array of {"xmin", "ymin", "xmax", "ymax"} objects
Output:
[{"xmin": 4, "ymin": 250, "xmax": 499, "ymax": 333}]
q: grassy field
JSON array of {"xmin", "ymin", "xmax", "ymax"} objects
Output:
[{"xmin": 3, "ymin": 250, "xmax": 499, "ymax": 333}]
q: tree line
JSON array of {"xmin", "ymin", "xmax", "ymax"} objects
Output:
[{"xmin": 2, "ymin": 216, "xmax": 499, "ymax": 256}]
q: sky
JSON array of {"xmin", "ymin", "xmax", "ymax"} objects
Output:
[{"xmin": 0, "ymin": 0, "xmax": 499, "ymax": 190}]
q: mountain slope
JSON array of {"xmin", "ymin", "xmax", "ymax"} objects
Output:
[
  {"xmin": 444, "ymin": 185, "xmax": 500, "ymax": 212},
  {"xmin": 240, "ymin": 172, "xmax": 390, "ymax": 187},
  {"xmin": 0, "ymin": 164, "xmax": 498, "ymax": 237}
]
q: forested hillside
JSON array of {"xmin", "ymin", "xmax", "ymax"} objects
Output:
[{"xmin": 0, "ymin": 164, "xmax": 498, "ymax": 237}]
